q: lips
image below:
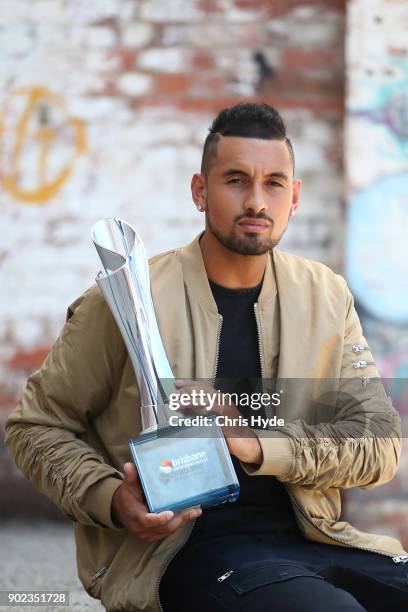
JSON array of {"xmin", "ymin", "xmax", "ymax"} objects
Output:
[{"xmin": 238, "ymin": 219, "xmax": 270, "ymax": 230}]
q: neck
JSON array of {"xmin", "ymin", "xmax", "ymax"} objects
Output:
[{"xmin": 200, "ymin": 230, "xmax": 268, "ymax": 289}]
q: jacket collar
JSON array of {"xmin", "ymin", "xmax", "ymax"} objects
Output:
[
  {"xmin": 178, "ymin": 233, "xmax": 277, "ymax": 311},
  {"xmin": 178, "ymin": 233, "xmax": 306, "ymax": 380}
]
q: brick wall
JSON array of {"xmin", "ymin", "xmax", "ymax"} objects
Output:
[
  {"xmin": 344, "ymin": 0, "xmax": 408, "ymax": 550},
  {"xmin": 0, "ymin": 0, "xmax": 345, "ymax": 419},
  {"xmin": 4, "ymin": 0, "xmax": 406, "ymax": 550}
]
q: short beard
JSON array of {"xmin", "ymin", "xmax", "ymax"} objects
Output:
[{"xmin": 207, "ymin": 215, "xmax": 282, "ymax": 256}]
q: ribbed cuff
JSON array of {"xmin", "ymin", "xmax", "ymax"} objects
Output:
[
  {"xmin": 240, "ymin": 432, "xmax": 294, "ymax": 479},
  {"xmin": 82, "ymin": 476, "xmax": 124, "ymax": 530}
]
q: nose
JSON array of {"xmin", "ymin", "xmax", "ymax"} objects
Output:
[{"xmin": 243, "ymin": 183, "xmax": 266, "ymax": 215}]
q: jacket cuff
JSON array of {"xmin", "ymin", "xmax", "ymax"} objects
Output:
[
  {"xmin": 240, "ymin": 433, "xmax": 294, "ymax": 479},
  {"xmin": 82, "ymin": 476, "xmax": 124, "ymax": 530}
]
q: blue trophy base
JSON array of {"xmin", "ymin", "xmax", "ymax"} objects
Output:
[{"xmin": 129, "ymin": 417, "xmax": 240, "ymax": 513}]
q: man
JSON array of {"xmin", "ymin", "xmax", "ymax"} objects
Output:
[{"xmin": 5, "ymin": 103, "xmax": 408, "ymax": 612}]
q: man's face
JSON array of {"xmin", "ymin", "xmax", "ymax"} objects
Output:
[{"xmin": 193, "ymin": 136, "xmax": 301, "ymax": 256}]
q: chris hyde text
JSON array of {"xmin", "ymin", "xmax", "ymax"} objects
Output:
[{"xmin": 168, "ymin": 414, "xmax": 285, "ymax": 428}]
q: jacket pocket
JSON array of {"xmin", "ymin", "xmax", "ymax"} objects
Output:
[{"xmin": 227, "ymin": 561, "xmax": 325, "ymax": 595}]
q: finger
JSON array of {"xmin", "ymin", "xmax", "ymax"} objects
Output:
[
  {"xmin": 168, "ymin": 510, "xmax": 201, "ymax": 534},
  {"xmin": 179, "ymin": 394, "xmax": 211, "ymax": 412},
  {"xmin": 181, "ymin": 507, "xmax": 202, "ymax": 521},
  {"xmin": 144, "ymin": 506, "xmax": 201, "ymax": 532},
  {"xmin": 174, "ymin": 386, "xmax": 205, "ymax": 405},
  {"xmin": 143, "ymin": 507, "xmax": 202, "ymax": 540},
  {"xmin": 124, "ymin": 462, "xmax": 139, "ymax": 485},
  {"xmin": 175, "ymin": 379, "xmax": 195, "ymax": 388},
  {"xmin": 163, "ymin": 507, "xmax": 202, "ymax": 533},
  {"xmin": 143, "ymin": 510, "xmax": 175, "ymax": 528},
  {"xmin": 123, "ymin": 463, "xmax": 147, "ymax": 504}
]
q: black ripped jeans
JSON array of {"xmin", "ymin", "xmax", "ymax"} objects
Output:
[{"xmin": 159, "ymin": 528, "xmax": 408, "ymax": 612}]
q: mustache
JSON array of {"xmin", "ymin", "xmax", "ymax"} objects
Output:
[{"xmin": 235, "ymin": 212, "xmax": 273, "ymax": 224}]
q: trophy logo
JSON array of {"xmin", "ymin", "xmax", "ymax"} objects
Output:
[{"xmin": 159, "ymin": 459, "xmax": 173, "ymax": 476}]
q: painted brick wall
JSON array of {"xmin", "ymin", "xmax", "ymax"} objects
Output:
[
  {"xmin": 4, "ymin": 0, "xmax": 405, "ymax": 550},
  {"xmin": 1, "ymin": 0, "xmax": 406, "ymax": 552},
  {"xmin": 0, "ymin": 0, "xmax": 345, "ymax": 420},
  {"xmin": 344, "ymin": 0, "xmax": 408, "ymax": 550}
]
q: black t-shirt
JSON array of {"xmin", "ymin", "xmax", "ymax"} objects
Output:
[
  {"xmin": 211, "ymin": 279, "xmax": 263, "ymax": 402},
  {"xmin": 189, "ymin": 279, "xmax": 298, "ymax": 541}
]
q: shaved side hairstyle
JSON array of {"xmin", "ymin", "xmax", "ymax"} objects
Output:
[{"xmin": 201, "ymin": 103, "xmax": 295, "ymax": 177}]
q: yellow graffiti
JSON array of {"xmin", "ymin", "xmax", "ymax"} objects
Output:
[{"xmin": 0, "ymin": 86, "xmax": 87, "ymax": 204}]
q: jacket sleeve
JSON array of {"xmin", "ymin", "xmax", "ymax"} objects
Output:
[
  {"xmin": 4, "ymin": 286, "xmax": 128, "ymax": 528},
  {"xmin": 242, "ymin": 278, "xmax": 402, "ymax": 491}
]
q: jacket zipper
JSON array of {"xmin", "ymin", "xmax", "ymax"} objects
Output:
[
  {"xmin": 352, "ymin": 344, "xmax": 370, "ymax": 354},
  {"xmin": 254, "ymin": 302, "xmax": 407, "ymax": 564},
  {"xmin": 155, "ymin": 314, "xmax": 224, "ymax": 611},
  {"xmin": 218, "ymin": 569, "xmax": 235, "ymax": 582},
  {"xmin": 253, "ymin": 303, "xmax": 266, "ymax": 380},
  {"xmin": 155, "ymin": 519, "xmax": 197, "ymax": 612},
  {"xmin": 212, "ymin": 314, "xmax": 223, "ymax": 385},
  {"xmin": 91, "ymin": 566, "xmax": 108, "ymax": 582}
]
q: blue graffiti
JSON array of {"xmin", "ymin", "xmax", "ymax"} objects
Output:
[{"xmin": 346, "ymin": 173, "xmax": 408, "ymax": 324}]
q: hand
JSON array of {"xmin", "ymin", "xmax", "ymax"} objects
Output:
[
  {"xmin": 111, "ymin": 462, "xmax": 202, "ymax": 542},
  {"xmin": 174, "ymin": 379, "xmax": 263, "ymax": 465}
]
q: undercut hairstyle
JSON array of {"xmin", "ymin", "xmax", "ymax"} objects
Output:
[{"xmin": 201, "ymin": 103, "xmax": 295, "ymax": 176}]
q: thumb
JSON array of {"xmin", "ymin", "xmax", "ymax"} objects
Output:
[{"xmin": 124, "ymin": 461, "xmax": 139, "ymax": 485}]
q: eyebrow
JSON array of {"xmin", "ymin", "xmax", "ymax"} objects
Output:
[{"xmin": 222, "ymin": 168, "xmax": 289, "ymax": 181}]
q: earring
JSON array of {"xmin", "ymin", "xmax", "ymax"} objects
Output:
[
  {"xmin": 290, "ymin": 208, "xmax": 296, "ymax": 217},
  {"xmin": 197, "ymin": 206, "xmax": 204, "ymax": 212}
]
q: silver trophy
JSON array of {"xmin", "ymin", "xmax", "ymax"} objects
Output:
[
  {"xmin": 92, "ymin": 218, "xmax": 174, "ymax": 431},
  {"xmin": 92, "ymin": 218, "xmax": 239, "ymax": 513}
]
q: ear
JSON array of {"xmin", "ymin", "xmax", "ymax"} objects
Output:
[
  {"xmin": 291, "ymin": 179, "xmax": 301, "ymax": 214},
  {"xmin": 191, "ymin": 173, "xmax": 207, "ymax": 212}
]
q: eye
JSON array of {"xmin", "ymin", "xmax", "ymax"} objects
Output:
[
  {"xmin": 227, "ymin": 177, "xmax": 245, "ymax": 184},
  {"xmin": 266, "ymin": 180, "xmax": 283, "ymax": 187}
]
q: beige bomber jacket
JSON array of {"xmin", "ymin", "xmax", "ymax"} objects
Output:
[{"xmin": 5, "ymin": 235, "xmax": 407, "ymax": 612}]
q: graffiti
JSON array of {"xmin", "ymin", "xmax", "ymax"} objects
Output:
[
  {"xmin": 356, "ymin": 306, "xmax": 408, "ymax": 441},
  {"xmin": 346, "ymin": 173, "xmax": 408, "ymax": 325},
  {"xmin": 346, "ymin": 0, "xmax": 408, "ymax": 382},
  {"xmin": 350, "ymin": 60, "xmax": 408, "ymax": 141},
  {"xmin": 0, "ymin": 86, "xmax": 87, "ymax": 204}
]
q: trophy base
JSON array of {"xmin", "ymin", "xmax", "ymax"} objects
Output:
[{"xmin": 129, "ymin": 417, "xmax": 240, "ymax": 514}]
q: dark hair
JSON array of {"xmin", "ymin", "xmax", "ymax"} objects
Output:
[{"xmin": 201, "ymin": 102, "xmax": 295, "ymax": 176}]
